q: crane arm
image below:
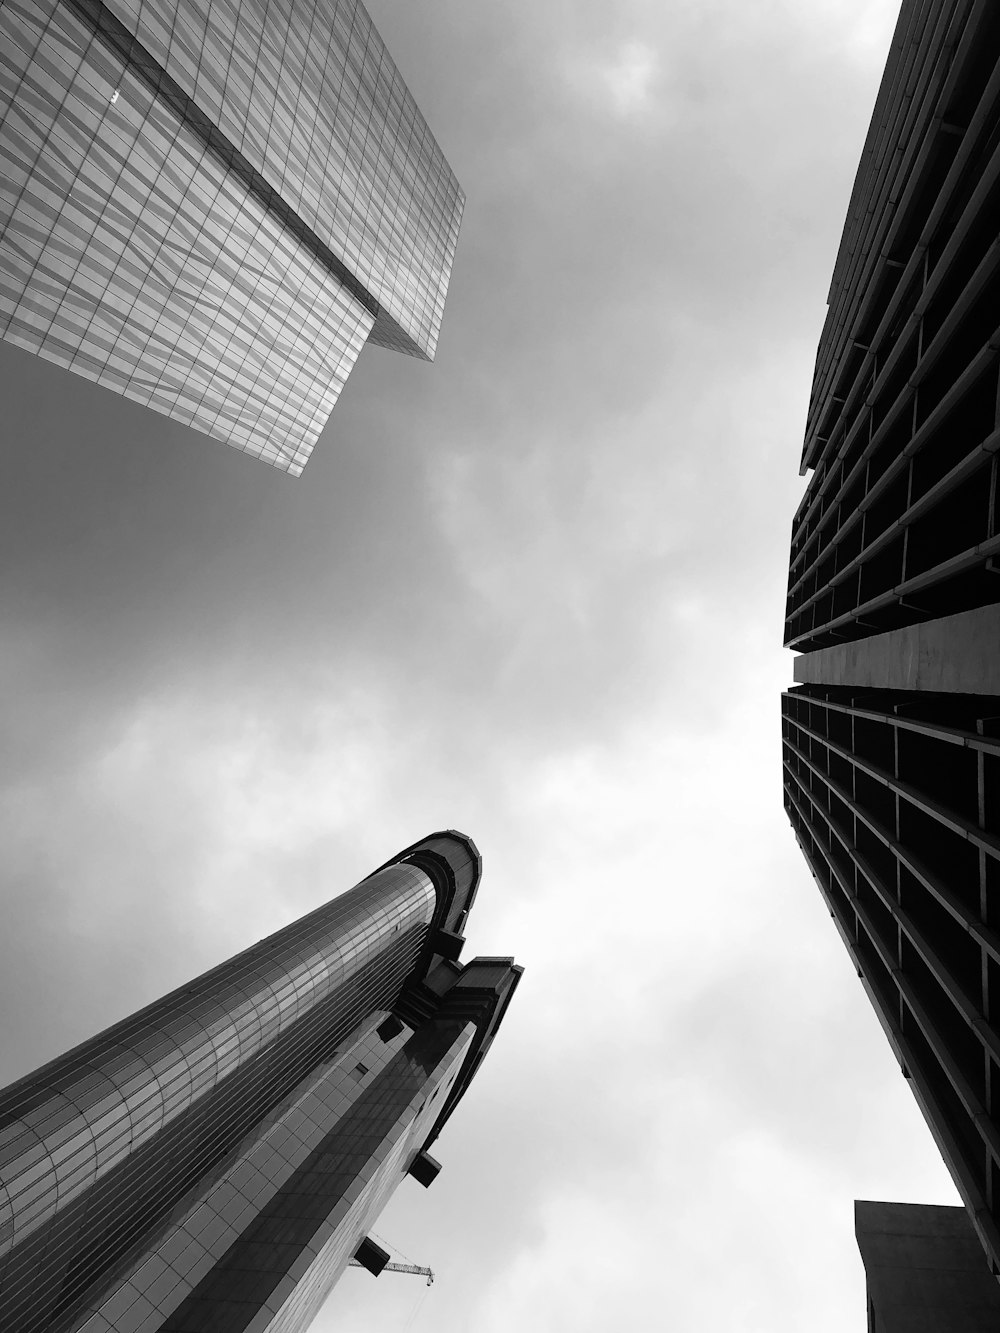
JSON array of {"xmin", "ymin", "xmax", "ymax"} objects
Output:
[{"xmin": 348, "ymin": 1259, "xmax": 435, "ymax": 1285}]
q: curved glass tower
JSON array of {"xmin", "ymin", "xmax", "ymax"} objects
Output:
[{"xmin": 0, "ymin": 831, "xmax": 521, "ymax": 1333}]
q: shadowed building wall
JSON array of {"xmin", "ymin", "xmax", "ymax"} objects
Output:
[
  {"xmin": 781, "ymin": 0, "xmax": 1000, "ymax": 1281},
  {"xmin": 0, "ymin": 0, "xmax": 464, "ymax": 473},
  {"xmin": 856, "ymin": 1201, "xmax": 1000, "ymax": 1332},
  {"xmin": 0, "ymin": 832, "xmax": 521, "ymax": 1333}
]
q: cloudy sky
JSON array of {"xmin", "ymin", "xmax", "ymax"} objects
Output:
[{"xmin": 0, "ymin": 0, "xmax": 965, "ymax": 1329}]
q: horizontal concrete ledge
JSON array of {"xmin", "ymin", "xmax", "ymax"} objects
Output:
[{"xmin": 793, "ymin": 602, "xmax": 1000, "ymax": 694}]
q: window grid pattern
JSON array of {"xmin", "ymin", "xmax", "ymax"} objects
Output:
[
  {"xmin": 782, "ymin": 683, "xmax": 1000, "ymax": 1274},
  {"xmin": 109, "ymin": 0, "xmax": 463, "ymax": 360},
  {"xmin": 250, "ymin": 1024, "xmax": 472, "ymax": 1333},
  {"xmin": 0, "ymin": 862, "xmax": 436, "ymax": 1333},
  {"xmin": 56, "ymin": 1019, "xmax": 478, "ymax": 1333},
  {"xmin": 66, "ymin": 1014, "xmax": 428, "ymax": 1333},
  {"xmin": 784, "ymin": 1, "xmax": 1000, "ymax": 651},
  {"xmin": 0, "ymin": 0, "xmax": 374, "ymax": 474}
]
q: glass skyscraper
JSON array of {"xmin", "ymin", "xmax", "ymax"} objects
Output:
[
  {"xmin": 0, "ymin": 0, "xmax": 464, "ymax": 474},
  {"xmin": 0, "ymin": 831, "xmax": 521, "ymax": 1333}
]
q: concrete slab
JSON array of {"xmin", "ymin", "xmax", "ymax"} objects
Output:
[{"xmin": 792, "ymin": 603, "xmax": 1000, "ymax": 694}]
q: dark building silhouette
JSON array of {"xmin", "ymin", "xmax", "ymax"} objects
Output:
[
  {"xmin": 782, "ymin": 0, "xmax": 1000, "ymax": 1277},
  {"xmin": 856, "ymin": 1201, "xmax": 1000, "ymax": 1332},
  {"xmin": 0, "ymin": 832, "xmax": 521, "ymax": 1333},
  {"xmin": 0, "ymin": 0, "xmax": 463, "ymax": 474}
]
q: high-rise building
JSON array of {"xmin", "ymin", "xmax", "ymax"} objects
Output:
[
  {"xmin": 855, "ymin": 1201, "xmax": 1000, "ymax": 1332},
  {"xmin": 781, "ymin": 0, "xmax": 1000, "ymax": 1277},
  {"xmin": 0, "ymin": 0, "xmax": 463, "ymax": 474},
  {"xmin": 0, "ymin": 831, "xmax": 521, "ymax": 1333}
]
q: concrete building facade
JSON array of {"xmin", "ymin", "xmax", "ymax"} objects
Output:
[
  {"xmin": 782, "ymin": 0, "xmax": 1000, "ymax": 1278},
  {"xmin": 856, "ymin": 1201, "xmax": 1000, "ymax": 1332}
]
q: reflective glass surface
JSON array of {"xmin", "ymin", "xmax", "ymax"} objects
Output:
[
  {"xmin": 0, "ymin": 861, "xmax": 435, "ymax": 1333},
  {"xmin": 0, "ymin": 0, "xmax": 462, "ymax": 472},
  {"xmin": 69, "ymin": 1015, "xmax": 419, "ymax": 1332},
  {"xmin": 158, "ymin": 1020, "xmax": 475, "ymax": 1333},
  {"xmin": 110, "ymin": 0, "xmax": 464, "ymax": 358},
  {"xmin": 0, "ymin": 0, "xmax": 372, "ymax": 473}
]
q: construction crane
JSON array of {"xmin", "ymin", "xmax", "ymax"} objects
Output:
[{"xmin": 348, "ymin": 1259, "xmax": 434, "ymax": 1286}]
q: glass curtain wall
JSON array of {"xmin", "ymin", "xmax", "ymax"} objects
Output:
[{"xmin": 0, "ymin": 862, "xmax": 435, "ymax": 1333}]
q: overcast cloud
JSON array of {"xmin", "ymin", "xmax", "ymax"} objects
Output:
[{"xmin": 0, "ymin": 1, "xmax": 962, "ymax": 1331}]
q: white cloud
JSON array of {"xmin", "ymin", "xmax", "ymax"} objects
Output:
[
  {"xmin": 561, "ymin": 36, "xmax": 663, "ymax": 122},
  {"xmin": 600, "ymin": 39, "xmax": 660, "ymax": 117},
  {"xmin": 0, "ymin": 1, "xmax": 957, "ymax": 1331}
]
